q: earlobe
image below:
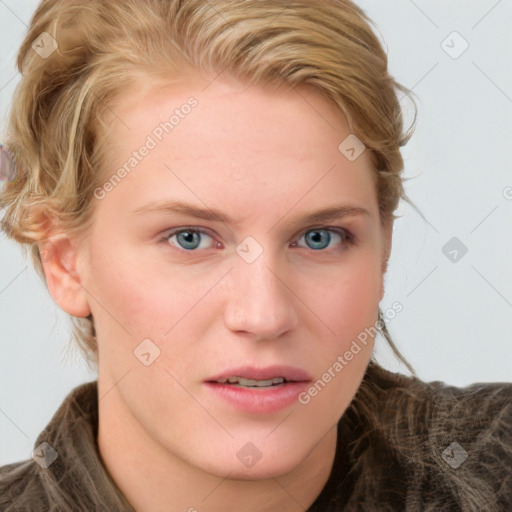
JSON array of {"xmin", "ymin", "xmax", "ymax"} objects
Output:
[{"xmin": 39, "ymin": 235, "xmax": 91, "ymax": 318}]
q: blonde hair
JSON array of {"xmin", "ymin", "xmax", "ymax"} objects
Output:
[{"xmin": 0, "ymin": 0, "xmax": 418, "ymax": 373}]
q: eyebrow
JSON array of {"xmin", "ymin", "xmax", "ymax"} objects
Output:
[{"xmin": 133, "ymin": 200, "xmax": 371, "ymax": 226}]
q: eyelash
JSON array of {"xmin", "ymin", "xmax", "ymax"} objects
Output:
[{"xmin": 159, "ymin": 226, "xmax": 357, "ymax": 253}]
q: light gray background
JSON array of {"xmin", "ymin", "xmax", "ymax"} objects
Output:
[{"xmin": 1, "ymin": 0, "xmax": 511, "ymax": 465}]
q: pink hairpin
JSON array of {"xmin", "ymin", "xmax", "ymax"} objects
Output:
[{"xmin": 0, "ymin": 144, "xmax": 18, "ymax": 182}]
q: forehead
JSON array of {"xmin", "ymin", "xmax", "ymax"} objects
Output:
[
  {"xmin": 97, "ymin": 71, "xmax": 378, "ymax": 218},
  {"xmin": 105, "ymin": 70, "xmax": 358, "ymax": 157}
]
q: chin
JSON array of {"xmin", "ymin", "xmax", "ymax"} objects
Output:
[
  {"xmin": 217, "ymin": 460, "xmax": 297, "ymax": 481},
  {"xmin": 197, "ymin": 441, "xmax": 307, "ymax": 481}
]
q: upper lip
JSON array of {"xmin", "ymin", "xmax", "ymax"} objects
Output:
[{"xmin": 205, "ymin": 365, "xmax": 313, "ymax": 383}]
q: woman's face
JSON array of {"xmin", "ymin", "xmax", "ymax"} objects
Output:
[{"xmin": 69, "ymin": 72, "xmax": 391, "ymax": 478}]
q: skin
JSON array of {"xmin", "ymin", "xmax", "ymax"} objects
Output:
[{"xmin": 41, "ymin": 70, "xmax": 392, "ymax": 512}]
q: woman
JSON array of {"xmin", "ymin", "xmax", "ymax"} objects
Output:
[{"xmin": 0, "ymin": 1, "xmax": 510, "ymax": 511}]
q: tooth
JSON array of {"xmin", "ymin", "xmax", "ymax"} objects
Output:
[
  {"xmin": 217, "ymin": 376, "xmax": 287, "ymax": 386},
  {"xmin": 255, "ymin": 379, "xmax": 274, "ymax": 387},
  {"xmin": 238, "ymin": 377, "xmax": 281, "ymax": 387},
  {"xmin": 238, "ymin": 378, "xmax": 259, "ymax": 386}
]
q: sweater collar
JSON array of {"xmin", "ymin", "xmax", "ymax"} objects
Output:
[{"xmin": 33, "ymin": 380, "xmax": 136, "ymax": 511}]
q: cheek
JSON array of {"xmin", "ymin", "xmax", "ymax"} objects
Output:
[
  {"xmin": 303, "ymin": 266, "xmax": 379, "ymax": 422},
  {"xmin": 83, "ymin": 237, "xmax": 176, "ymax": 341},
  {"xmin": 85, "ymin": 241, "xmax": 220, "ymax": 364},
  {"xmin": 92, "ymin": 267, "xmax": 194, "ymax": 339},
  {"xmin": 315, "ymin": 256, "xmax": 383, "ymax": 341}
]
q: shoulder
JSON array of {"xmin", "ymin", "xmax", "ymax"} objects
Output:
[
  {"xmin": 0, "ymin": 380, "xmax": 134, "ymax": 512},
  {"xmin": 342, "ymin": 362, "xmax": 512, "ymax": 511},
  {"xmin": 0, "ymin": 381, "xmax": 97, "ymax": 511}
]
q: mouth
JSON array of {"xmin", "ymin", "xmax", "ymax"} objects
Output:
[
  {"xmin": 203, "ymin": 365, "xmax": 312, "ymax": 413},
  {"xmin": 210, "ymin": 376, "xmax": 292, "ymax": 388},
  {"xmin": 205, "ymin": 365, "xmax": 312, "ymax": 388}
]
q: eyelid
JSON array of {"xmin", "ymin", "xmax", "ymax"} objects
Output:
[
  {"xmin": 161, "ymin": 225, "xmax": 215, "ymax": 237},
  {"xmin": 295, "ymin": 223, "xmax": 354, "ymax": 238},
  {"xmin": 296, "ymin": 224, "xmax": 350, "ymax": 235}
]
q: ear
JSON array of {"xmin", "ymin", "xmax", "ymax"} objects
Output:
[
  {"xmin": 39, "ymin": 233, "xmax": 91, "ymax": 318},
  {"xmin": 380, "ymin": 219, "xmax": 393, "ymax": 301}
]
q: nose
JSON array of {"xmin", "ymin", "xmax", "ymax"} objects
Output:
[{"xmin": 223, "ymin": 251, "xmax": 299, "ymax": 340}]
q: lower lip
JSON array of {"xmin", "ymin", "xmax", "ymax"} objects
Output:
[{"xmin": 203, "ymin": 381, "xmax": 310, "ymax": 414}]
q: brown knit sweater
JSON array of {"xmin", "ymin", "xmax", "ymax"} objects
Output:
[{"xmin": 1, "ymin": 361, "xmax": 511, "ymax": 511}]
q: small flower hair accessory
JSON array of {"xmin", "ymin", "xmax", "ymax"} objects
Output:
[{"xmin": 0, "ymin": 143, "xmax": 18, "ymax": 182}]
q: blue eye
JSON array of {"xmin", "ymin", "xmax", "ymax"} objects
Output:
[
  {"xmin": 164, "ymin": 229, "xmax": 215, "ymax": 250},
  {"xmin": 295, "ymin": 228, "xmax": 352, "ymax": 251}
]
